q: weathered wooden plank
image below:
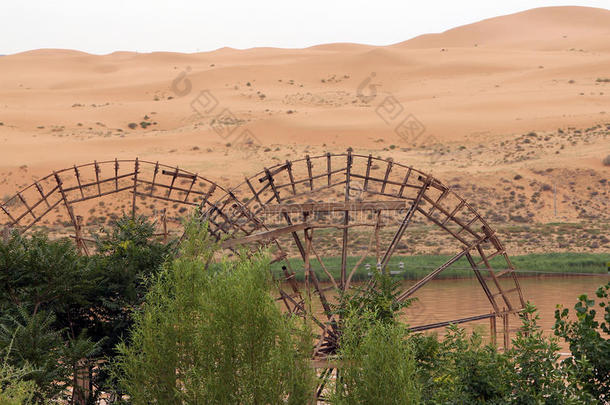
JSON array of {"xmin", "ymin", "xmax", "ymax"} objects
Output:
[{"xmin": 262, "ymin": 200, "xmax": 408, "ymax": 214}]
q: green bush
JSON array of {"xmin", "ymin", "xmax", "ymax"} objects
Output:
[
  {"xmin": 0, "ymin": 336, "xmax": 36, "ymax": 405},
  {"xmin": 114, "ymin": 220, "xmax": 314, "ymax": 404},
  {"xmin": 411, "ymin": 326, "xmax": 512, "ymax": 404},
  {"xmin": 331, "ymin": 312, "xmax": 421, "ymax": 405},
  {"xmin": 508, "ymin": 303, "xmax": 592, "ymax": 404},
  {"xmin": 554, "ymin": 281, "xmax": 610, "ymax": 403}
]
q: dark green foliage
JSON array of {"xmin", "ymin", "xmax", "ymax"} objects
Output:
[
  {"xmin": 115, "ymin": 220, "xmax": 314, "ymax": 404},
  {"xmin": 0, "ymin": 215, "xmax": 172, "ymax": 402},
  {"xmin": 554, "ymin": 282, "xmax": 610, "ymax": 403},
  {"xmin": 0, "ymin": 232, "xmax": 87, "ymax": 316},
  {"xmin": 412, "ymin": 326, "xmax": 512, "ymax": 404},
  {"xmin": 87, "ymin": 215, "xmax": 175, "ymax": 352}
]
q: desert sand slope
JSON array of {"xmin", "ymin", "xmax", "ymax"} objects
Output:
[
  {"xmin": 399, "ymin": 6, "xmax": 610, "ymax": 51},
  {"xmin": 0, "ymin": 6, "xmax": 608, "ymax": 253}
]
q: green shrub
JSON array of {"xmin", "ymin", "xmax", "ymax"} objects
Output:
[
  {"xmin": 331, "ymin": 312, "xmax": 420, "ymax": 405},
  {"xmin": 509, "ymin": 303, "xmax": 593, "ymax": 404},
  {"xmin": 0, "ymin": 335, "xmax": 36, "ymax": 405},
  {"xmin": 554, "ymin": 282, "xmax": 610, "ymax": 402},
  {"xmin": 114, "ymin": 219, "xmax": 314, "ymax": 404}
]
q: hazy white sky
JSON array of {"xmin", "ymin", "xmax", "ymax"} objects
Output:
[{"xmin": 1, "ymin": 0, "xmax": 608, "ymax": 55}]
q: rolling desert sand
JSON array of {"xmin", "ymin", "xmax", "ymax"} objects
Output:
[{"xmin": 0, "ymin": 5, "xmax": 608, "ymax": 254}]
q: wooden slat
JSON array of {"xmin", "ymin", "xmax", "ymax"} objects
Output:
[
  {"xmin": 441, "ymin": 200, "xmax": 465, "ymax": 226},
  {"xmin": 94, "ymin": 161, "xmax": 101, "ymax": 195},
  {"xmin": 397, "ymin": 236, "xmax": 487, "ymax": 301},
  {"xmin": 132, "ymin": 158, "xmax": 139, "ymax": 218},
  {"xmin": 161, "ymin": 169, "xmax": 197, "ymax": 180},
  {"xmin": 306, "ymin": 155, "xmax": 314, "ymax": 191},
  {"xmin": 398, "ymin": 168, "xmax": 412, "ymax": 197},
  {"xmin": 351, "ymin": 173, "xmax": 420, "ymax": 189},
  {"xmin": 326, "ymin": 153, "xmax": 332, "ymax": 186},
  {"xmin": 149, "ymin": 161, "xmax": 159, "ymax": 195},
  {"xmin": 62, "ymin": 172, "xmax": 134, "ymax": 193},
  {"xmin": 340, "ymin": 152, "xmax": 353, "ymax": 288},
  {"xmin": 380, "ymin": 159, "xmax": 393, "ymax": 194},
  {"xmin": 285, "ymin": 160, "xmax": 297, "ymax": 195},
  {"xmin": 73, "ymin": 165, "xmax": 85, "ymax": 199},
  {"xmin": 262, "ymin": 200, "xmax": 408, "ymax": 214},
  {"xmin": 363, "ymin": 154, "xmax": 373, "ymax": 190},
  {"xmin": 221, "ymin": 223, "xmax": 310, "ymax": 248},
  {"xmin": 34, "ymin": 182, "xmax": 51, "ymax": 208},
  {"xmin": 379, "ymin": 178, "xmax": 429, "ymax": 269}
]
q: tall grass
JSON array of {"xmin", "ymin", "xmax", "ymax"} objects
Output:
[{"xmin": 270, "ymin": 252, "xmax": 610, "ymax": 282}]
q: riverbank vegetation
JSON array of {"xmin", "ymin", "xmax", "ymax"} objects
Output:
[{"xmin": 0, "ymin": 214, "xmax": 608, "ymax": 404}]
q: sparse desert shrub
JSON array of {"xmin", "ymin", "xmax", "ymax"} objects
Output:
[
  {"xmin": 603, "ymin": 155, "xmax": 610, "ymax": 166},
  {"xmin": 127, "ymin": 123, "xmax": 137, "ymax": 130}
]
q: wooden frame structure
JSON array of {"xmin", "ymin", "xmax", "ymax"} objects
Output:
[
  {"xmin": 203, "ymin": 152, "xmax": 526, "ymax": 400},
  {"xmin": 0, "ymin": 159, "xmax": 229, "ymax": 253},
  {"xmin": 1, "ymin": 153, "xmax": 526, "ymax": 402}
]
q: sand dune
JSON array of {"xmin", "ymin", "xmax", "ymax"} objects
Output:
[
  {"xmin": 0, "ymin": 6, "xmax": 608, "ymax": 245},
  {"xmin": 399, "ymin": 6, "xmax": 610, "ymax": 51}
]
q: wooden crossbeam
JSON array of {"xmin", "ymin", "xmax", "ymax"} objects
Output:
[
  {"xmin": 165, "ymin": 167, "xmax": 178, "ymax": 198},
  {"xmin": 68, "ymin": 185, "xmax": 133, "ymax": 204},
  {"xmin": 274, "ymin": 168, "xmax": 344, "ymax": 191},
  {"xmin": 94, "ymin": 161, "xmax": 101, "ymax": 195},
  {"xmin": 397, "ymin": 235, "xmax": 487, "ymax": 301},
  {"xmin": 364, "ymin": 154, "xmax": 373, "ymax": 190},
  {"xmin": 341, "ymin": 151, "xmax": 352, "ymax": 288},
  {"xmin": 380, "ymin": 159, "xmax": 393, "ymax": 194},
  {"xmin": 409, "ymin": 313, "xmax": 496, "ymax": 332},
  {"xmin": 62, "ymin": 172, "xmax": 134, "ymax": 194},
  {"xmin": 17, "ymin": 192, "xmax": 37, "ymax": 221},
  {"xmin": 285, "ymin": 160, "xmax": 297, "ymax": 195},
  {"xmin": 34, "ymin": 182, "xmax": 50, "ymax": 208},
  {"xmin": 441, "ymin": 200, "xmax": 465, "ymax": 226},
  {"xmin": 161, "ymin": 169, "xmax": 197, "ymax": 180},
  {"xmin": 306, "ymin": 155, "xmax": 314, "ymax": 190},
  {"xmin": 258, "ymin": 163, "xmax": 288, "ymax": 183},
  {"xmin": 12, "ymin": 184, "xmax": 60, "ymax": 224},
  {"xmin": 351, "ymin": 173, "xmax": 421, "ymax": 190},
  {"xmin": 221, "ymin": 223, "xmax": 310, "ymax": 248},
  {"xmin": 131, "ymin": 158, "xmax": 139, "ymax": 218},
  {"xmin": 183, "ymin": 173, "xmax": 198, "ymax": 202},
  {"xmin": 326, "ymin": 153, "xmax": 332, "ymax": 186},
  {"xmin": 466, "ymin": 252, "xmax": 500, "ymax": 313},
  {"xmin": 73, "ymin": 166, "xmax": 85, "ymax": 199},
  {"xmin": 398, "ymin": 168, "xmax": 412, "ymax": 197},
  {"xmin": 380, "ymin": 178, "xmax": 430, "ymax": 270},
  {"xmin": 264, "ymin": 167, "xmax": 307, "ymax": 261},
  {"xmin": 114, "ymin": 159, "xmax": 120, "ymax": 191},
  {"xmin": 262, "ymin": 200, "xmax": 408, "ymax": 214}
]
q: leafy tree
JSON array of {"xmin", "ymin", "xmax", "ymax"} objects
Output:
[
  {"xmin": 114, "ymin": 220, "xmax": 314, "ymax": 404},
  {"xmin": 0, "ymin": 232, "xmax": 87, "ymax": 316},
  {"xmin": 554, "ymin": 281, "xmax": 610, "ymax": 403},
  {"xmin": 0, "ymin": 215, "xmax": 172, "ymax": 403}
]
